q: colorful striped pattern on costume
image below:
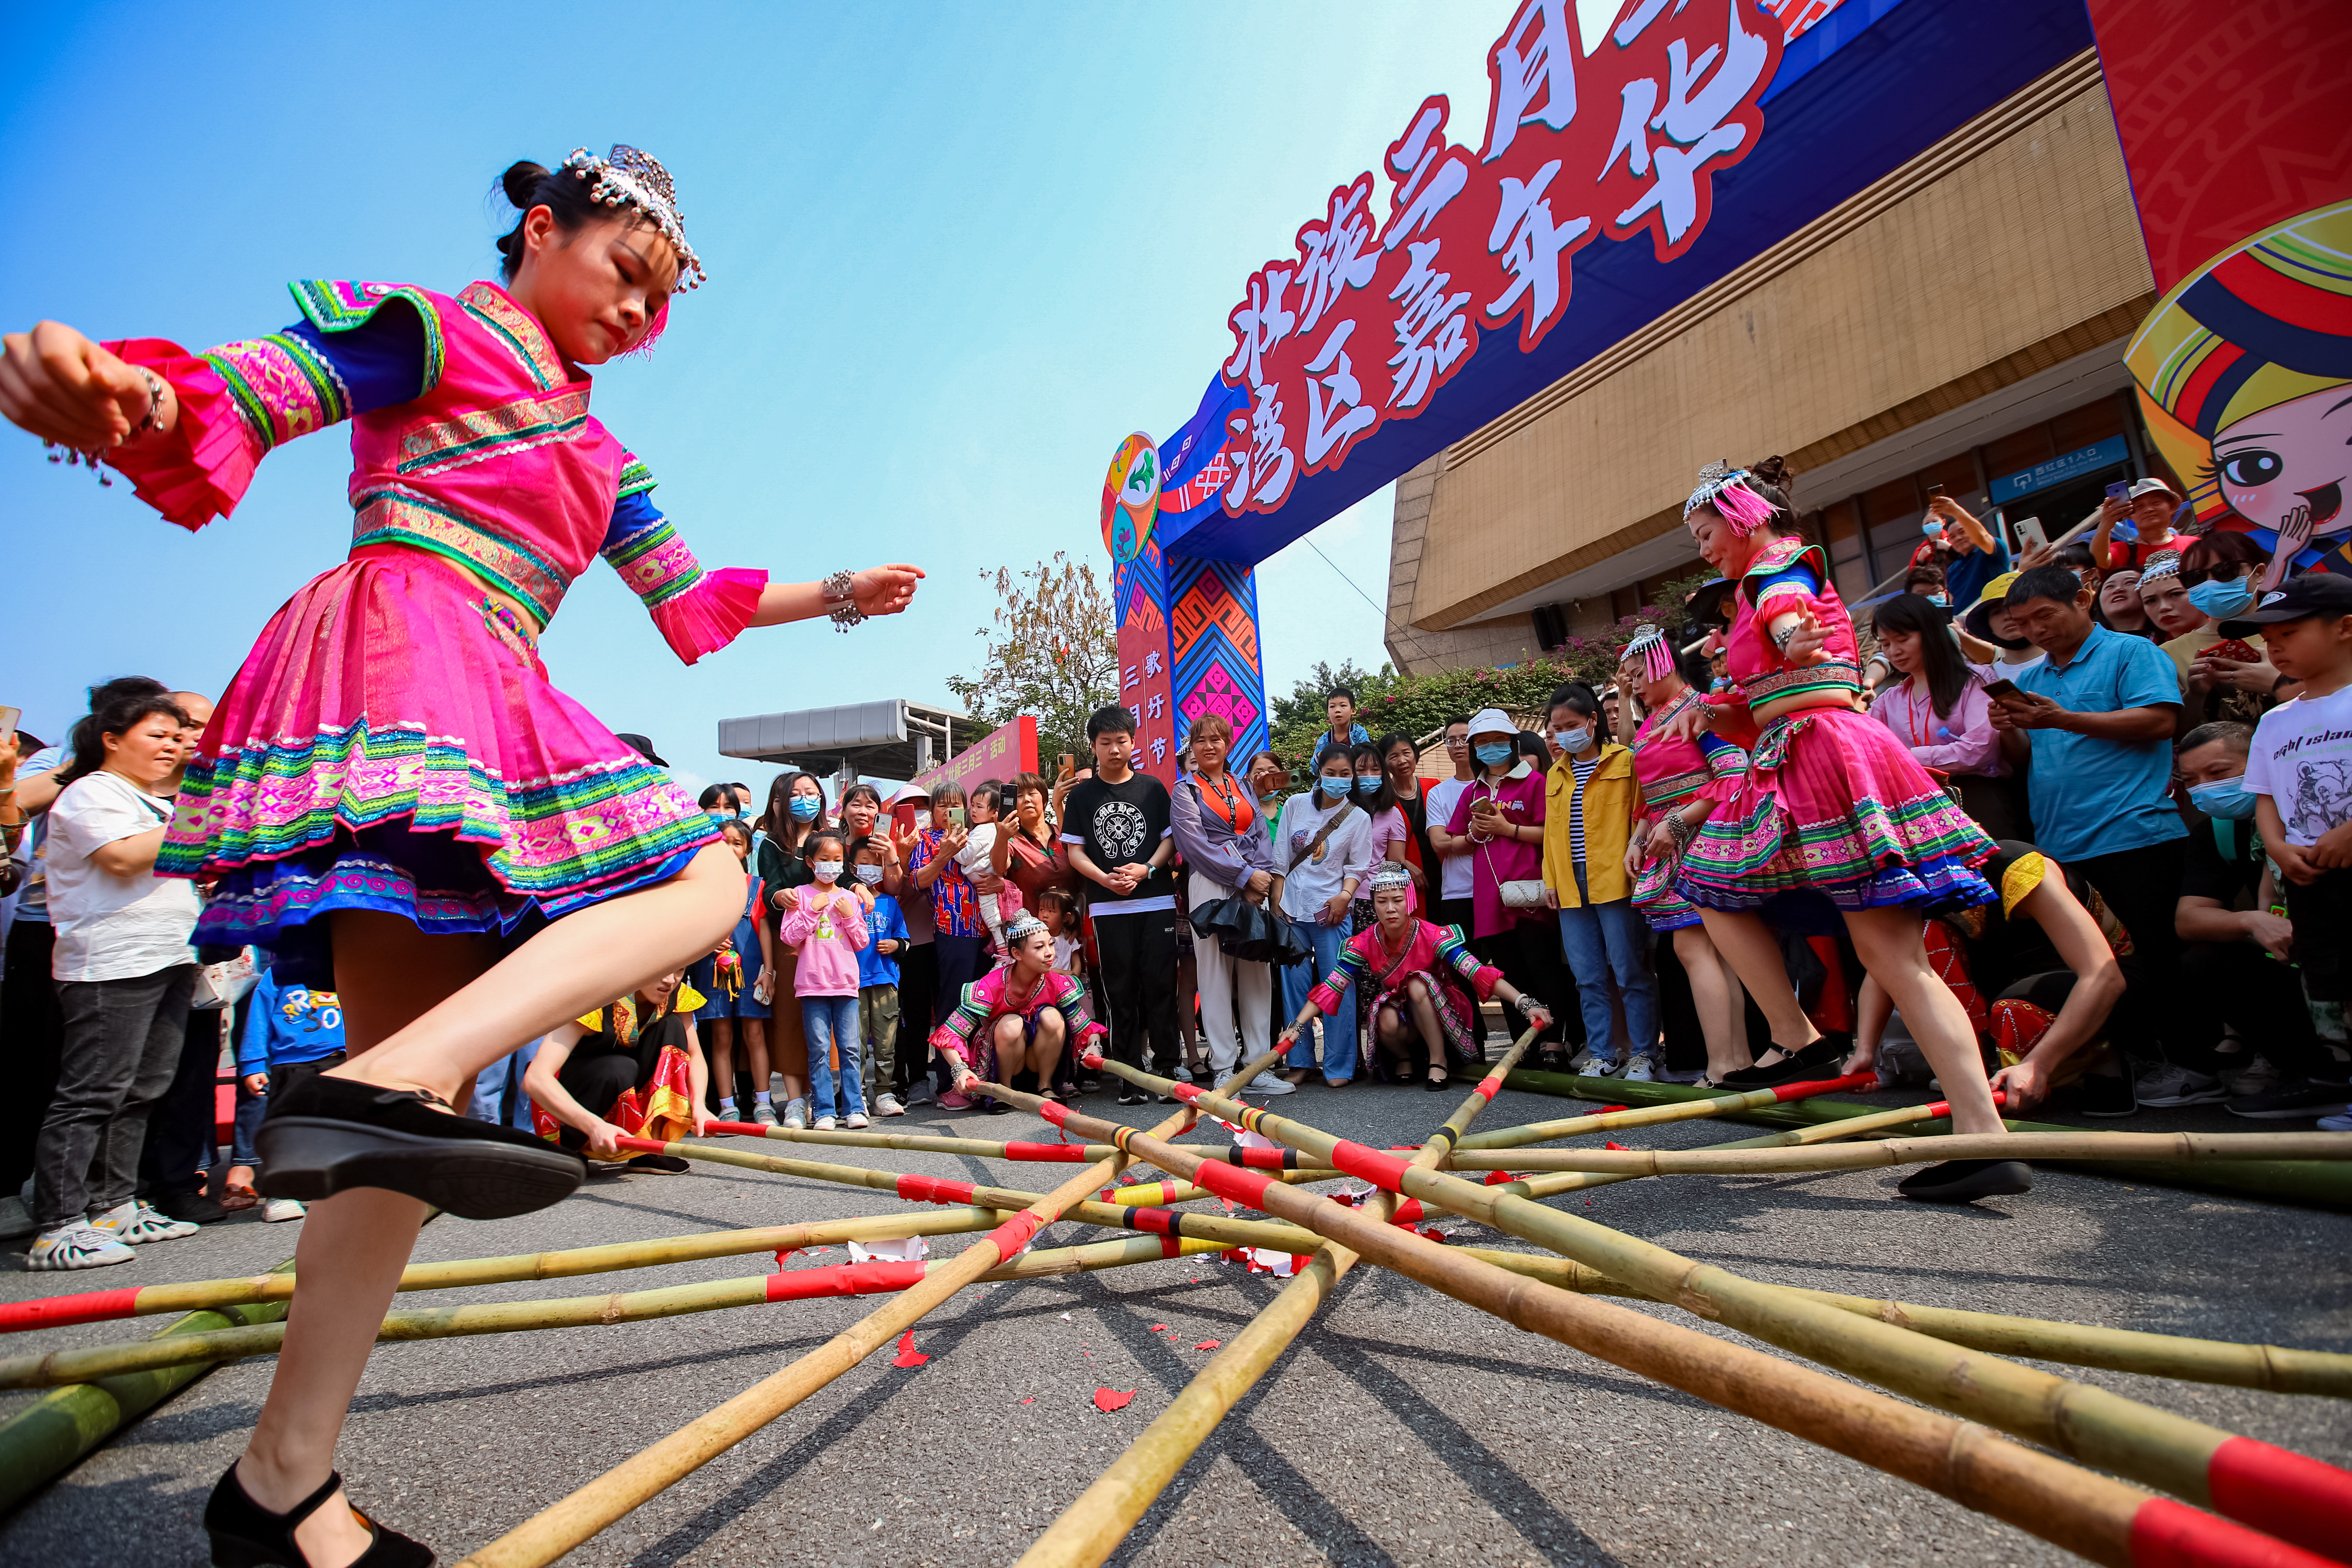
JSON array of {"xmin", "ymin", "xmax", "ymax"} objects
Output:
[
  {"xmin": 458, "ymin": 281, "xmax": 567, "ymax": 390},
  {"xmin": 1741, "ymin": 658, "xmax": 1862, "ymax": 705},
  {"xmin": 602, "ymin": 517, "xmax": 705, "ymax": 610},
  {"xmin": 350, "ymin": 489, "xmax": 573, "ymax": 628},
  {"xmin": 1307, "ymin": 920, "xmax": 1491, "ymax": 1017},
  {"xmin": 287, "ymin": 280, "xmax": 444, "ymax": 396},
  {"xmin": 203, "ymin": 333, "xmax": 351, "ymax": 453},
  {"xmin": 928, "ymin": 967, "xmax": 1106, "ymax": 1076},
  {"xmin": 617, "ymin": 453, "xmax": 658, "ymax": 498},
  {"xmin": 160, "ymin": 720, "xmax": 716, "ymax": 898},
  {"xmin": 393, "ymin": 388, "xmax": 591, "ymax": 478}
]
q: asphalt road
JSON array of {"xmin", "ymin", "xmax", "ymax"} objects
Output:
[{"xmin": 3, "ymin": 1078, "xmax": 2347, "ymax": 1568}]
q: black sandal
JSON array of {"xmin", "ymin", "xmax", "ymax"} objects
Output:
[
  {"xmin": 205, "ymin": 1461, "xmax": 433, "ymax": 1568},
  {"xmin": 257, "ymin": 1074, "xmax": 585, "ymax": 1221},
  {"xmin": 1716, "ymin": 1039, "xmax": 1843, "ymax": 1089}
]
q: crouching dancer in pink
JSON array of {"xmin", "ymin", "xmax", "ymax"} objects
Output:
[
  {"xmin": 934, "ymin": 915, "xmax": 1106, "ymax": 1106},
  {"xmin": 0, "ymin": 146, "xmax": 923, "ymax": 1567}
]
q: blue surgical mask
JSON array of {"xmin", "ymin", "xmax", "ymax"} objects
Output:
[
  {"xmin": 789, "ymin": 795, "xmax": 821, "ymax": 822},
  {"xmin": 1317, "ymin": 774, "xmax": 1352, "ymax": 800},
  {"xmin": 2186, "ymin": 577, "xmax": 2255, "ymax": 618},
  {"xmin": 2188, "ymin": 777, "xmax": 2257, "ymax": 821},
  {"xmin": 1921, "ymin": 520, "xmax": 1942, "ymax": 538},
  {"xmin": 1553, "ymin": 727, "xmax": 1590, "ymax": 753},
  {"xmin": 853, "ymin": 863, "xmax": 884, "ymax": 885},
  {"xmin": 1927, "ymin": 593, "xmax": 1951, "ymax": 608},
  {"xmin": 1474, "ymin": 742, "xmax": 1515, "ymax": 767},
  {"xmin": 1353, "ymin": 776, "xmax": 1381, "ymax": 796}
]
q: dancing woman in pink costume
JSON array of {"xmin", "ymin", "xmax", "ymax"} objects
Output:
[
  {"xmin": 1, "ymin": 147, "xmax": 922, "ymax": 1568},
  {"xmin": 1657, "ymin": 458, "xmax": 2021, "ymax": 1206}
]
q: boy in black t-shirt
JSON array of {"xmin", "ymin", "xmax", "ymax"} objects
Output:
[{"xmin": 1060, "ymin": 705, "xmax": 1178, "ymax": 1103}]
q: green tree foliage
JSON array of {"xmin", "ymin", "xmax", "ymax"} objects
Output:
[
  {"xmin": 1262, "ymin": 568, "xmax": 1720, "ymax": 782},
  {"xmin": 944, "ymin": 552, "xmax": 1118, "ymax": 766}
]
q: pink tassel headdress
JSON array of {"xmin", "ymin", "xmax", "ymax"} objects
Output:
[
  {"xmin": 1684, "ymin": 461, "xmax": 1776, "ymax": 536},
  {"xmin": 1621, "ymin": 626, "xmax": 1676, "ymax": 683}
]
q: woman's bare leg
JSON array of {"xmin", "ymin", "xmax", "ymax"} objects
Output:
[
  {"xmin": 989, "ymin": 1013, "xmax": 1028, "ymax": 1082},
  {"xmin": 1844, "ymin": 908, "xmax": 2005, "ymax": 1136},
  {"xmin": 741, "ymin": 1015, "xmax": 770, "ymax": 1093},
  {"xmin": 240, "ymin": 917, "xmax": 500, "ymax": 1568},
  {"xmin": 1673, "ymin": 925, "xmax": 1754, "ymax": 1080},
  {"xmin": 705, "ymin": 1015, "xmax": 735, "ymax": 1111},
  {"xmin": 1404, "ymin": 977, "xmax": 1448, "ymax": 1081},
  {"xmin": 1694, "ymin": 907, "xmax": 1818, "ymax": 1058}
]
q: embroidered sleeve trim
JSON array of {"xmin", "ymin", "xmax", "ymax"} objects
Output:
[
  {"xmin": 286, "ymin": 281, "xmax": 445, "ymax": 396},
  {"xmin": 200, "ymin": 332, "xmax": 351, "ymax": 454},
  {"xmin": 617, "ymin": 452, "xmax": 658, "ymax": 498},
  {"xmin": 603, "ymin": 517, "xmax": 706, "ymax": 609}
]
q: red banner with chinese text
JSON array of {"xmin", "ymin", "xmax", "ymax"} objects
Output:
[{"xmin": 909, "ymin": 716, "xmax": 1039, "ymax": 799}]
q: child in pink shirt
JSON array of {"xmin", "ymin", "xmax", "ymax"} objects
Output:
[{"xmin": 778, "ymin": 829, "xmax": 874, "ymax": 1128}]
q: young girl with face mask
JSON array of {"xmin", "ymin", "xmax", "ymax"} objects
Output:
[
  {"xmin": 778, "ymin": 829, "xmax": 874, "ymax": 1130},
  {"xmin": 0, "ymin": 146, "xmax": 925, "ymax": 1564},
  {"xmin": 1269, "ymin": 748, "xmax": 1376, "ymax": 1086}
]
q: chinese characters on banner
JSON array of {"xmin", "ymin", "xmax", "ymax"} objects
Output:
[
  {"xmin": 1117, "ymin": 603, "xmax": 1178, "ymax": 788},
  {"xmin": 1215, "ymin": 0, "xmax": 1779, "ymax": 516},
  {"xmin": 909, "ymin": 716, "xmax": 1040, "ymax": 800}
]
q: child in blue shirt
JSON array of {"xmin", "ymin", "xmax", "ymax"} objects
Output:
[
  {"xmin": 234, "ymin": 965, "xmax": 348, "ymax": 1221},
  {"xmin": 855, "ymin": 838, "xmax": 910, "ymax": 1116}
]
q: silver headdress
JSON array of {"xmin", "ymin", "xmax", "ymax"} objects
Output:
[
  {"xmin": 2138, "ymin": 552, "xmax": 2184, "ymax": 585},
  {"xmin": 562, "ymin": 145, "xmax": 706, "ymax": 291},
  {"xmin": 1620, "ymin": 624, "xmax": 1676, "ymax": 683},
  {"xmin": 1005, "ymin": 913, "xmax": 1051, "ymax": 948},
  {"xmin": 1366, "ymin": 863, "xmax": 1415, "ymax": 896},
  {"xmin": 1684, "ymin": 459, "xmax": 1775, "ymax": 534}
]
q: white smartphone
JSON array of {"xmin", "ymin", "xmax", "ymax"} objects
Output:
[
  {"xmin": 2012, "ymin": 515, "xmax": 2047, "ymax": 554},
  {"xmin": 0, "ymin": 705, "xmax": 18, "ymax": 736}
]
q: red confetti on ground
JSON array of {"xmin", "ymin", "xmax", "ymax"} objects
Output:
[
  {"xmin": 1020, "ymin": 1397, "xmax": 1035, "ymax": 1404},
  {"xmin": 1604, "ymin": 1141, "xmax": 1628, "ymax": 1150},
  {"xmin": 1094, "ymin": 1388, "xmax": 1136, "ymax": 1412},
  {"xmin": 1194, "ymin": 1340, "xmax": 1221, "ymax": 1351},
  {"xmin": 892, "ymin": 1331, "xmax": 930, "ymax": 1368},
  {"xmin": 1149, "ymin": 1323, "xmax": 1168, "ymax": 1331}
]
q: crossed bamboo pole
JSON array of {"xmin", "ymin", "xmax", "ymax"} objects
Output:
[
  {"xmin": 986, "ymin": 1068, "xmax": 2333, "ymax": 1567},
  {"xmin": 1018, "ymin": 1037, "xmax": 1534, "ymax": 1568},
  {"xmin": 1455, "ymin": 1070, "xmax": 1881, "ymax": 1150},
  {"xmin": 1079, "ymin": 1056, "xmax": 2352, "ymax": 1561},
  {"xmin": 448, "ymin": 1047, "xmax": 1283, "ymax": 1568},
  {"xmin": 1445, "ymin": 1128, "xmax": 2352, "ymax": 1174}
]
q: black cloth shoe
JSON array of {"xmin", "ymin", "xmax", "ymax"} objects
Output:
[
  {"xmin": 257, "ymin": 1074, "xmax": 585, "ymax": 1221},
  {"xmin": 154, "ymin": 1186, "xmax": 229, "ymax": 1224},
  {"xmin": 204, "ymin": 1461, "xmax": 433, "ymax": 1568},
  {"xmin": 1896, "ymin": 1158, "xmax": 2033, "ymax": 1204},
  {"xmin": 1716, "ymin": 1039, "xmax": 1840, "ymax": 1089},
  {"xmin": 2075, "ymin": 1069, "xmax": 2138, "ymax": 1119},
  {"xmin": 1117, "ymin": 1087, "xmax": 1149, "ymax": 1105},
  {"xmin": 623, "ymin": 1154, "xmax": 691, "ymax": 1173},
  {"xmin": 984, "ymin": 1097, "xmax": 1011, "ymax": 1114},
  {"xmin": 1424, "ymin": 1073, "xmax": 1451, "ymax": 1092}
]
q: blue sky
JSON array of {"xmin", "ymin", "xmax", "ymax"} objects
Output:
[{"xmin": 1, "ymin": 2, "xmax": 1510, "ymax": 799}]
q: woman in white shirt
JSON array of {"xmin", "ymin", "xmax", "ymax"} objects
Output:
[
  {"xmin": 1868, "ymin": 592, "xmax": 2019, "ymax": 840},
  {"xmin": 1269, "ymin": 748, "xmax": 1376, "ymax": 1087},
  {"xmin": 28, "ymin": 689, "xmax": 203, "ymax": 1271}
]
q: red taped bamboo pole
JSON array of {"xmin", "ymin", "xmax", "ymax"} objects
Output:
[
  {"xmin": 1449, "ymin": 1128, "xmax": 2352, "ymax": 1173},
  {"xmin": 1019, "ymin": 1036, "xmax": 1534, "ymax": 1568},
  {"xmin": 705, "ymin": 1120, "xmax": 1123, "ymax": 1163},
  {"xmin": 1081, "ymin": 1055, "xmax": 2352, "ymax": 1562},
  {"xmin": 992, "ymin": 1075, "xmax": 2331, "ymax": 1568},
  {"xmin": 451, "ymin": 1047, "xmax": 1284, "ymax": 1568},
  {"xmin": 1456, "ymin": 1071, "xmax": 1880, "ymax": 1150}
]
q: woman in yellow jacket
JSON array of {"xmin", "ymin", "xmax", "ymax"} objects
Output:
[{"xmin": 1541, "ymin": 683, "xmax": 1659, "ymax": 1080}]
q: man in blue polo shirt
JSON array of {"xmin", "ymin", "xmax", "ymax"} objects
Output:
[{"xmin": 1989, "ymin": 566, "xmax": 2203, "ymax": 1101}]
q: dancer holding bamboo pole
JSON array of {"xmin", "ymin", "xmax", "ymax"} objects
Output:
[
  {"xmin": 1, "ymin": 146, "xmax": 925, "ymax": 1568},
  {"xmin": 1657, "ymin": 457, "xmax": 2021, "ymax": 1203},
  {"xmin": 936, "ymin": 915, "xmax": 1105, "ymax": 1105},
  {"xmin": 984, "ymin": 1069, "xmax": 2338, "ymax": 1565},
  {"xmin": 1067, "ymin": 1056, "xmax": 2352, "ymax": 1558}
]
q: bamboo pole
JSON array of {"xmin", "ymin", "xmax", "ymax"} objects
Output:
[
  {"xmin": 707, "ymin": 1120, "xmax": 1123, "ymax": 1163},
  {"xmin": 985, "ymin": 1075, "xmax": 2328, "ymax": 1567},
  {"xmin": 0, "ymin": 1208, "xmax": 1021, "ymax": 1335},
  {"xmin": 1019, "ymin": 1038, "xmax": 1534, "ymax": 1568},
  {"xmin": 0, "ymin": 1232, "xmax": 1242, "ymax": 1391},
  {"xmin": 1790, "ymin": 1290, "xmax": 2352, "ymax": 1399},
  {"xmin": 1447, "ymin": 1129, "xmax": 2352, "ymax": 1174},
  {"xmin": 1505, "ymin": 1069, "xmax": 2352, "ymax": 1211},
  {"xmin": 1456, "ymin": 1071, "xmax": 1880, "ymax": 1151},
  {"xmin": 1080, "ymin": 1056, "xmax": 2352, "ymax": 1560},
  {"xmin": 451, "ymin": 1047, "xmax": 1285, "ymax": 1568}
]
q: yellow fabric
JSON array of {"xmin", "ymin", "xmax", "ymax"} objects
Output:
[
  {"xmin": 1997, "ymin": 851, "xmax": 2049, "ymax": 921},
  {"xmin": 573, "ymin": 983, "xmax": 706, "ymax": 1040},
  {"xmin": 1542, "ymin": 743, "xmax": 1639, "ymax": 908},
  {"xmin": 2160, "ymin": 627, "xmax": 2266, "ymax": 684}
]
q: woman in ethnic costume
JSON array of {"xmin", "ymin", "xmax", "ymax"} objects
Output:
[
  {"xmin": 1, "ymin": 148, "xmax": 921, "ymax": 1568},
  {"xmin": 1615, "ymin": 626, "xmax": 1755, "ymax": 1085},
  {"xmin": 1656, "ymin": 458, "xmax": 2024, "ymax": 1205},
  {"xmin": 932, "ymin": 914, "xmax": 1108, "ymax": 1098}
]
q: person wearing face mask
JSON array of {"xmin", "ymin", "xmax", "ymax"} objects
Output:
[
  {"xmin": 886, "ymin": 786, "xmax": 940, "ymax": 1105},
  {"xmin": 1269, "ymin": 747, "xmax": 1376, "ymax": 1087},
  {"xmin": 850, "ymin": 836, "xmax": 909, "ymax": 1116},
  {"xmin": 2167, "ymin": 533, "xmax": 2281, "ymax": 732},
  {"xmin": 2172, "ymin": 722, "xmax": 2349, "ymax": 1119},
  {"xmin": 1429, "ymin": 708, "xmax": 1569, "ymax": 1068},
  {"xmin": 755, "ymin": 770, "xmax": 827, "ymax": 1127},
  {"xmin": 1346, "ymin": 742, "xmax": 1410, "ymax": 936},
  {"xmin": 779, "ymin": 829, "xmax": 875, "ymax": 1128},
  {"xmin": 1540, "ymin": 683, "xmax": 1655, "ymax": 1080},
  {"xmin": 1902, "ymin": 562, "xmax": 1952, "ymax": 610}
]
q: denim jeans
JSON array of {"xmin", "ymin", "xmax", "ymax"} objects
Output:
[
  {"xmin": 230, "ymin": 1075, "xmax": 268, "ymax": 1167},
  {"xmin": 1277, "ymin": 917, "xmax": 1357, "ymax": 1082},
  {"xmin": 1558, "ymin": 899, "xmax": 1659, "ymax": 1060},
  {"xmin": 36, "ymin": 963, "xmax": 195, "ymax": 1227},
  {"xmin": 803, "ymin": 994, "xmax": 866, "ymax": 1119},
  {"xmin": 470, "ymin": 1039, "xmax": 541, "ymax": 1131}
]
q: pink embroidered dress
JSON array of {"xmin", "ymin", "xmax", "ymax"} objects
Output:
[
  {"xmin": 105, "ymin": 279, "xmax": 766, "ymax": 969},
  {"xmin": 929, "ymin": 966, "xmax": 1106, "ymax": 1085},
  {"xmin": 1308, "ymin": 918, "xmax": 1500, "ymax": 1061},
  {"xmin": 1672, "ymin": 534, "xmax": 1994, "ymax": 913},
  {"xmin": 1626, "ymin": 686, "xmax": 1749, "ymax": 931}
]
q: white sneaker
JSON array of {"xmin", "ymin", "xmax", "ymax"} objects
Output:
[
  {"xmin": 783, "ymin": 1098, "xmax": 809, "ymax": 1131},
  {"xmin": 2136, "ymin": 1064, "xmax": 2228, "ymax": 1107},
  {"xmin": 1619, "ymin": 1055, "xmax": 1657, "ymax": 1083},
  {"xmin": 262, "ymin": 1197, "xmax": 307, "ymax": 1223},
  {"xmin": 27, "ymin": 1221, "xmax": 135, "ymax": 1271},
  {"xmin": 875, "ymin": 1093, "xmax": 906, "ymax": 1117},
  {"xmin": 1567, "ymin": 1047, "xmax": 1620, "ymax": 1077},
  {"xmin": 813, "ymin": 1115, "xmax": 838, "ymax": 1132},
  {"xmin": 845, "ymin": 1112, "xmax": 871, "ymax": 1129},
  {"xmin": 1247, "ymin": 1071, "xmax": 1298, "ymax": 1096},
  {"xmin": 753, "ymin": 1101, "xmax": 779, "ymax": 1127},
  {"xmin": 91, "ymin": 1200, "xmax": 196, "ymax": 1244},
  {"xmin": 0, "ymin": 1194, "xmax": 37, "ymax": 1240}
]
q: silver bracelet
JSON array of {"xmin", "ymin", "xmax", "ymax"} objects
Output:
[
  {"xmin": 1770, "ymin": 621, "xmax": 1799, "ymax": 651},
  {"xmin": 131, "ymin": 367, "xmax": 165, "ymax": 436},
  {"xmin": 821, "ymin": 569, "xmax": 865, "ymax": 631}
]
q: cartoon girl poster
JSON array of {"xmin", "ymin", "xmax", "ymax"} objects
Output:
[{"xmin": 2126, "ymin": 199, "xmax": 2352, "ymax": 584}]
